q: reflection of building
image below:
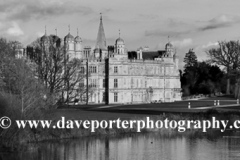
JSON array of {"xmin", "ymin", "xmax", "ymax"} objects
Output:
[{"xmin": 39, "ymin": 15, "xmax": 181, "ymax": 103}]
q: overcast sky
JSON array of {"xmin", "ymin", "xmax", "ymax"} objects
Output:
[{"xmin": 1, "ymin": 0, "xmax": 240, "ymax": 67}]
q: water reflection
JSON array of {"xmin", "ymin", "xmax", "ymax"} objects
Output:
[{"xmin": 1, "ymin": 132, "xmax": 240, "ymax": 160}]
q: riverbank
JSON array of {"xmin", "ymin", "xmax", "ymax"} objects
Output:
[
  {"xmin": 54, "ymin": 95, "xmax": 240, "ymax": 119},
  {"xmin": 34, "ymin": 108, "xmax": 240, "ymax": 141},
  {"xmin": 1, "ymin": 95, "xmax": 240, "ymax": 151},
  {"xmin": 1, "ymin": 109, "xmax": 240, "ymax": 152}
]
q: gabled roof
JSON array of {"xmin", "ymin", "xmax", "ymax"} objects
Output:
[{"xmin": 142, "ymin": 50, "xmax": 165, "ymax": 60}]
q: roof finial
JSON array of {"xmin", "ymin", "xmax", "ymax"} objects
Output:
[
  {"xmin": 45, "ymin": 25, "xmax": 47, "ymax": 35},
  {"xmin": 100, "ymin": 13, "xmax": 102, "ymax": 21},
  {"xmin": 119, "ymin": 29, "xmax": 121, "ymax": 38},
  {"xmin": 168, "ymin": 35, "xmax": 170, "ymax": 43},
  {"xmin": 55, "ymin": 28, "xmax": 57, "ymax": 36},
  {"xmin": 68, "ymin": 24, "xmax": 70, "ymax": 33},
  {"xmin": 77, "ymin": 28, "xmax": 78, "ymax": 36}
]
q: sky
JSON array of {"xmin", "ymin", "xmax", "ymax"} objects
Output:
[{"xmin": 1, "ymin": 0, "xmax": 240, "ymax": 68}]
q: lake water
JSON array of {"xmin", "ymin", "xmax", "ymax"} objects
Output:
[{"xmin": 1, "ymin": 131, "xmax": 240, "ymax": 160}]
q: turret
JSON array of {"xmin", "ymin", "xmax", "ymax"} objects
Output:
[
  {"xmin": 74, "ymin": 28, "xmax": 83, "ymax": 59},
  {"xmin": 64, "ymin": 25, "xmax": 75, "ymax": 59},
  {"xmin": 64, "ymin": 33, "xmax": 74, "ymax": 51},
  {"xmin": 41, "ymin": 26, "xmax": 50, "ymax": 46},
  {"xmin": 165, "ymin": 42, "xmax": 174, "ymax": 57},
  {"xmin": 115, "ymin": 30, "xmax": 125, "ymax": 54}
]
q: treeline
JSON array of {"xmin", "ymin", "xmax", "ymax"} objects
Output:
[
  {"xmin": 0, "ymin": 35, "xmax": 86, "ymax": 149},
  {"xmin": 181, "ymin": 40, "xmax": 240, "ymax": 97},
  {"xmin": 180, "ymin": 49, "xmax": 226, "ymax": 96},
  {"xmin": 0, "ymin": 38, "xmax": 53, "ymax": 149},
  {"xmin": 26, "ymin": 35, "xmax": 86, "ymax": 104}
]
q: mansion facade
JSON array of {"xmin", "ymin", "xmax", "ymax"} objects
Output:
[{"xmin": 36, "ymin": 15, "xmax": 182, "ymax": 104}]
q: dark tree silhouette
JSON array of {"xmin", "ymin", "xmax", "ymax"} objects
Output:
[
  {"xmin": 206, "ymin": 40, "xmax": 240, "ymax": 94},
  {"xmin": 27, "ymin": 35, "xmax": 86, "ymax": 103}
]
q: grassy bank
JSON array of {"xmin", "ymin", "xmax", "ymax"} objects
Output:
[
  {"xmin": 10, "ymin": 109, "xmax": 240, "ymax": 146},
  {"xmin": 1, "ymin": 96, "xmax": 240, "ymax": 152}
]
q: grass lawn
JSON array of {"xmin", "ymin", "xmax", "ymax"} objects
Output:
[
  {"xmin": 52, "ymin": 95, "xmax": 239, "ymax": 120},
  {"xmin": 53, "ymin": 109, "xmax": 150, "ymax": 120},
  {"xmin": 107, "ymin": 96, "xmax": 238, "ymax": 109}
]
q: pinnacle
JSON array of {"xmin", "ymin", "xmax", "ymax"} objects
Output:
[{"xmin": 95, "ymin": 14, "xmax": 107, "ymax": 51}]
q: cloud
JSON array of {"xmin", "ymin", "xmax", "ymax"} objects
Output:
[
  {"xmin": 0, "ymin": 0, "xmax": 93, "ymax": 22},
  {"xmin": 201, "ymin": 41, "xmax": 218, "ymax": 49},
  {"xmin": 145, "ymin": 29, "xmax": 190, "ymax": 37},
  {"xmin": 146, "ymin": 14, "xmax": 240, "ymax": 37},
  {"xmin": 199, "ymin": 15, "xmax": 240, "ymax": 31},
  {"xmin": 167, "ymin": 18, "xmax": 190, "ymax": 28},
  {"xmin": 171, "ymin": 38, "xmax": 193, "ymax": 48},
  {"xmin": 36, "ymin": 31, "xmax": 44, "ymax": 37},
  {"xmin": 193, "ymin": 41, "xmax": 220, "ymax": 61},
  {"xmin": 7, "ymin": 22, "xmax": 24, "ymax": 36},
  {"xmin": 138, "ymin": 14, "xmax": 159, "ymax": 20},
  {"xmin": 145, "ymin": 18, "xmax": 195, "ymax": 38}
]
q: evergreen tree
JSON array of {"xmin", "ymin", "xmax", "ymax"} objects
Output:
[
  {"xmin": 182, "ymin": 49, "xmax": 199, "ymax": 95},
  {"xmin": 181, "ymin": 49, "xmax": 225, "ymax": 96},
  {"xmin": 183, "ymin": 48, "xmax": 198, "ymax": 69}
]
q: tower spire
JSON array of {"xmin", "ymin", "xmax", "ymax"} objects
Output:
[
  {"xmin": 94, "ymin": 13, "xmax": 107, "ymax": 52},
  {"xmin": 119, "ymin": 29, "xmax": 121, "ymax": 38},
  {"xmin": 68, "ymin": 25, "xmax": 70, "ymax": 33},
  {"xmin": 55, "ymin": 28, "xmax": 57, "ymax": 36},
  {"xmin": 168, "ymin": 35, "xmax": 170, "ymax": 43}
]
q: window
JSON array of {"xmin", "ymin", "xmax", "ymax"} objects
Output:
[
  {"xmin": 102, "ymin": 92, "xmax": 105, "ymax": 102},
  {"xmin": 103, "ymin": 79, "xmax": 105, "ymax": 88},
  {"xmin": 79, "ymin": 82, "xmax": 84, "ymax": 88},
  {"xmin": 94, "ymin": 79, "xmax": 97, "ymax": 87},
  {"xmin": 94, "ymin": 66, "xmax": 97, "ymax": 73},
  {"xmin": 90, "ymin": 79, "xmax": 97, "ymax": 88},
  {"xmin": 80, "ymin": 67, "xmax": 85, "ymax": 74},
  {"xmin": 118, "ymin": 49, "xmax": 120, "ymax": 54},
  {"xmin": 114, "ymin": 92, "xmax": 118, "ymax": 102},
  {"xmin": 89, "ymin": 66, "xmax": 97, "ymax": 73},
  {"xmin": 89, "ymin": 66, "xmax": 92, "ymax": 73},
  {"xmin": 114, "ymin": 66, "xmax": 118, "ymax": 73},
  {"xmin": 103, "ymin": 66, "xmax": 105, "ymax": 73},
  {"xmin": 114, "ymin": 79, "xmax": 118, "ymax": 88}
]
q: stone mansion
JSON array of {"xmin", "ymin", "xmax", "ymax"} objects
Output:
[{"xmin": 26, "ymin": 15, "xmax": 182, "ymax": 104}]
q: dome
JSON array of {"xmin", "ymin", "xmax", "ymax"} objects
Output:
[
  {"xmin": 165, "ymin": 42, "xmax": 173, "ymax": 48},
  {"xmin": 116, "ymin": 37, "xmax": 124, "ymax": 44},
  {"xmin": 41, "ymin": 33, "xmax": 49, "ymax": 42},
  {"xmin": 75, "ymin": 36, "xmax": 82, "ymax": 42},
  {"xmin": 64, "ymin": 33, "xmax": 74, "ymax": 41}
]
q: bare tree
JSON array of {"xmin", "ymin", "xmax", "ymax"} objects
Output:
[
  {"xmin": 1, "ymin": 59, "xmax": 49, "ymax": 118},
  {"xmin": 206, "ymin": 40, "xmax": 240, "ymax": 94},
  {"xmin": 27, "ymin": 35, "xmax": 87, "ymax": 103}
]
